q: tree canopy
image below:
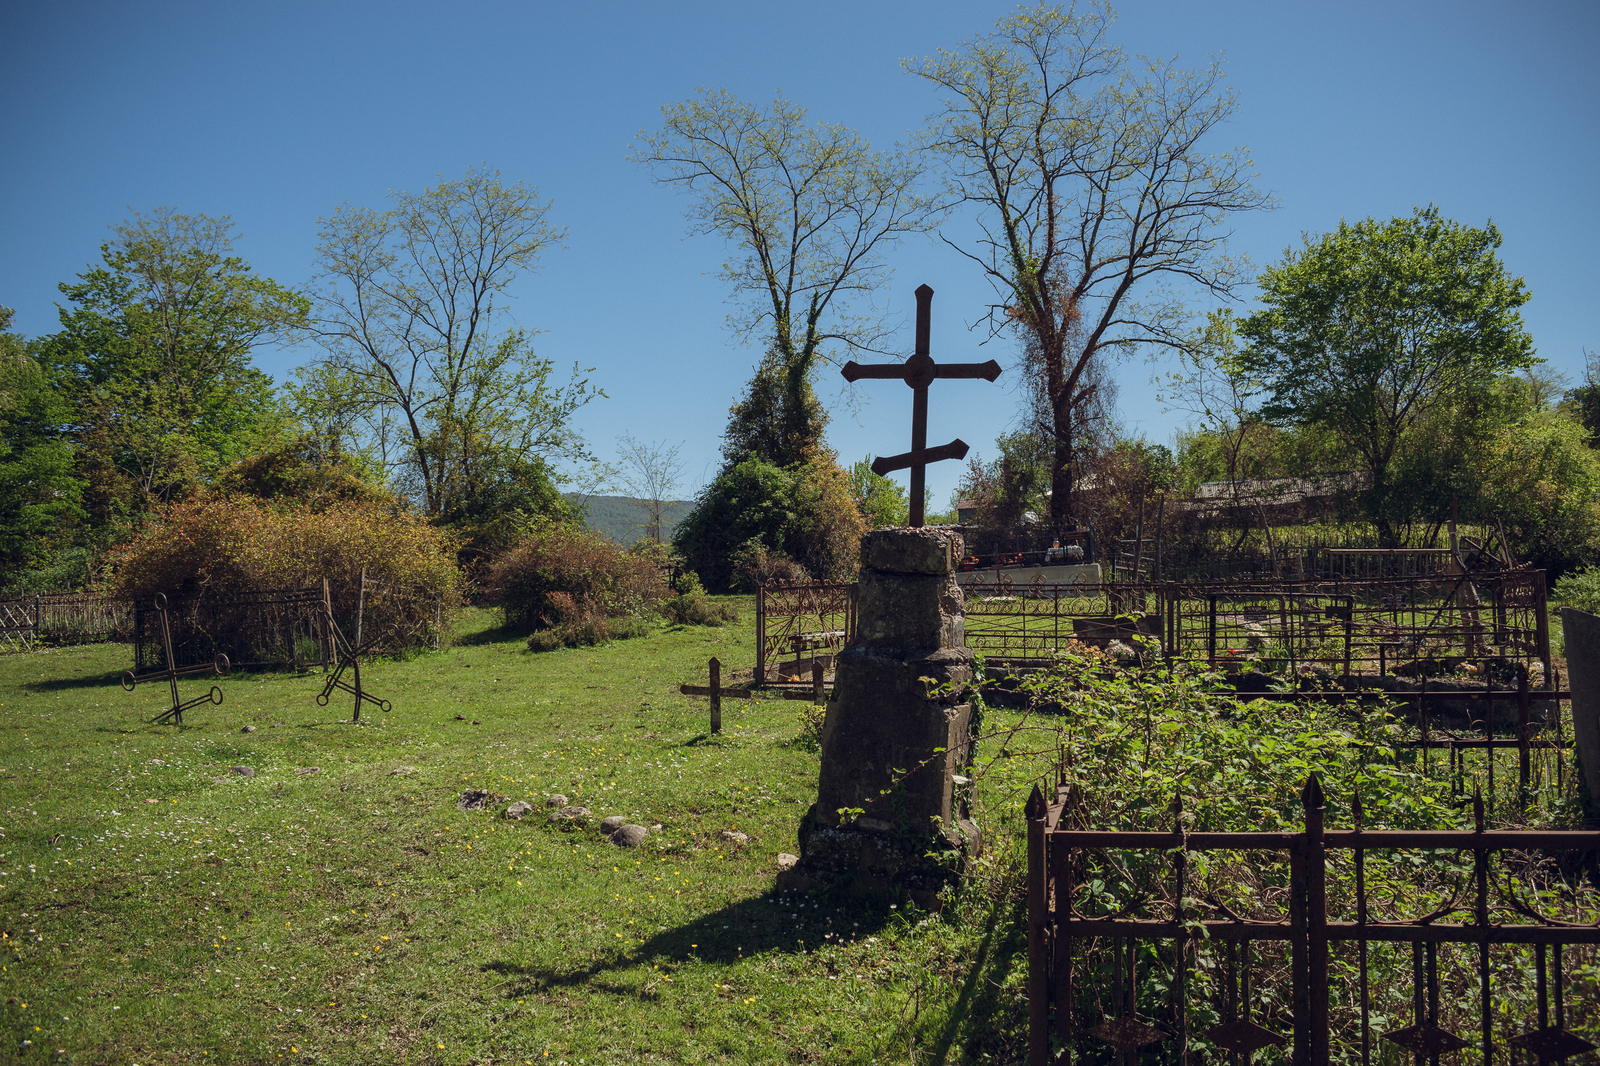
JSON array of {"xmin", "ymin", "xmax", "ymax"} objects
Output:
[
  {"xmin": 301, "ymin": 168, "xmax": 601, "ymax": 520},
  {"xmin": 634, "ymin": 90, "xmax": 937, "ymax": 469},
  {"xmin": 910, "ymin": 2, "xmax": 1271, "ymax": 531},
  {"xmin": 46, "ymin": 209, "xmax": 307, "ymax": 519},
  {"xmin": 1238, "ymin": 205, "xmax": 1537, "ymax": 545}
]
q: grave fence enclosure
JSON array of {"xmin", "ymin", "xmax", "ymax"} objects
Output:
[
  {"xmin": 1026, "ymin": 776, "xmax": 1600, "ymax": 1066},
  {"xmin": 0, "ymin": 592, "xmax": 133, "ymax": 651},
  {"xmin": 959, "ymin": 570, "xmax": 1550, "ymax": 681},
  {"xmin": 133, "ymin": 586, "xmax": 330, "ymax": 674},
  {"xmin": 351, "ymin": 570, "xmax": 446, "ymax": 654},
  {"xmin": 755, "ymin": 581, "xmax": 857, "ymax": 688}
]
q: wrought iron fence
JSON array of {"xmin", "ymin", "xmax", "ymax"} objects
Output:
[
  {"xmin": 1026, "ymin": 776, "xmax": 1600, "ymax": 1065},
  {"xmin": 133, "ymin": 586, "xmax": 329, "ymax": 673},
  {"xmin": 755, "ymin": 581, "xmax": 856, "ymax": 687}
]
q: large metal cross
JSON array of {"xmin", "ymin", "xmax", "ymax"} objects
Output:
[{"xmin": 841, "ymin": 284, "xmax": 1001, "ymax": 527}]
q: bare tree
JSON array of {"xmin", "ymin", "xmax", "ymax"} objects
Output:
[
  {"xmin": 303, "ymin": 167, "xmax": 601, "ymax": 515},
  {"xmin": 632, "ymin": 90, "xmax": 939, "ymax": 466},
  {"xmin": 616, "ymin": 435, "xmax": 687, "ymax": 543},
  {"xmin": 908, "ymin": 2, "xmax": 1273, "ymax": 531}
]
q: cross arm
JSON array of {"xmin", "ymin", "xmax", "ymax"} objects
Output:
[
  {"xmin": 934, "ymin": 359, "xmax": 1003, "ymax": 381},
  {"xmin": 871, "ymin": 439, "xmax": 969, "ymax": 477},
  {"xmin": 839, "ymin": 361, "xmax": 907, "ymax": 382}
]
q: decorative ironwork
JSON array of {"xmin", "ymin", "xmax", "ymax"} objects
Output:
[
  {"xmin": 1024, "ymin": 776, "xmax": 1600, "ymax": 1065},
  {"xmin": 133, "ymin": 585, "xmax": 328, "ymax": 674},
  {"xmin": 0, "ymin": 598, "xmax": 36, "ymax": 652},
  {"xmin": 755, "ymin": 581, "xmax": 855, "ymax": 688},
  {"xmin": 120, "ymin": 593, "xmax": 230, "ymax": 725},
  {"xmin": 840, "ymin": 284, "xmax": 1001, "ymax": 527},
  {"xmin": 316, "ymin": 575, "xmax": 391, "ymax": 721}
]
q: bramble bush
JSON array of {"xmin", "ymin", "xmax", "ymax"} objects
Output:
[
  {"xmin": 485, "ymin": 522, "xmax": 669, "ymax": 650},
  {"xmin": 105, "ymin": 494, "xmax": 463, "ymax": 647}
]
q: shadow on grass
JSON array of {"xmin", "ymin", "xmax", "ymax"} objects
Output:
[
  {"xmin": 23, "ymin": 670, "xmax": 127, "ymax": 692},
  {"xmin": 454, "ymin": 622, "xmax": 528, "ymax": 647},
  {"xmin": 480, "ymin": 886, "xmax": 903, "ymax": 997},
  {"xmin": 898, "ymin": 892, "xmax": 1029, "ymax": 1065}
]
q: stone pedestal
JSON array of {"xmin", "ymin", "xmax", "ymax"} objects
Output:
[
  {"xmin": 780, "ymin": 527, "xmax": 980, "ymax": 905},
  {"xmin": 1560, "ymin": 608, "xmax": 1600, "ymax": 813}
]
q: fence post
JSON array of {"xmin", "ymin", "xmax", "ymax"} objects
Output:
[
  {"xmin": 709, "ymin": 657, "xmax": 722, "ymax": 734},
  {"xmin": 756, "ymin": 585, "xmax": 767, "ymax": 687},
  {"xmin": 1303, "ymin": 775, "xmax": 1328, "ymax": 1064},
  {"xmin": 1207, "ymin": 594, "xmax": 1218, "ymax": 668},
  {"xmin": 1026, "ymin": 785, "xmax": 1049, "ymax": 1066}
]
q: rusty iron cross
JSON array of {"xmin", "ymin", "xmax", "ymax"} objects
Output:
[
  {"xmin": 841, "ymin": 284, "xmax": 1001, "ymax": 527},
  {"xmin": 121, "ymin": 592, "xmax": 230, "ymax": 725}
]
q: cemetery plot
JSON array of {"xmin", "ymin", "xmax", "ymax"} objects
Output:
[
  {"xmin": 0, "ymin": 592, "xmax": 132, "ymax": 651},
  {"xmin": 1025, "ymin": 776, "xmax": 1600, "ymax": 1064},
  {"xmin": 121, "ymin": 592, "xmax": 231, "ymax": 724},
  {"xmin": 133, "ymin": 585, "xmax": 329, "ymax": 674}
]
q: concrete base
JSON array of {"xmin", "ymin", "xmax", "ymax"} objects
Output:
[{"xmin": 777, "ymin": 811, "xmax": 981, "ymax": 909}]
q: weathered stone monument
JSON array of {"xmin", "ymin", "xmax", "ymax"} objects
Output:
[
  {"xmin": 1559, "ymin": 607, "xmax": 1600, "ymax": 813},
  {"xmin": 779, "ymin": 526, "xmax": 980, "ymax": 905},
  {"xmin": 780, "ymin": 283, "xmax": 996, "ymax": 904}
]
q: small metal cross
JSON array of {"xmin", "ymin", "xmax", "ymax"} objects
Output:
[
  {"xmin": 316, "ymin": 610, "xmax": 392, "ymax": 722},
  {"xmin": 841, "ymin": 284, "xmax": 1001, "ymax": 527}
]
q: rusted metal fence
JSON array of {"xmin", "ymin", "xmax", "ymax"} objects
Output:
[
  {"xmin": 134, "ymin": 586, "xmax": 329, "ymax": 673},
  {"xmin": 1166, "ymin": 571, "xmax": 1549, "ymax": 681},
  {"xmin": 1026, "ymin": 776, "xmax": 1600, "ymax": 1065},
  {"xmin": 0, "ymin": 593, "xmax": 133, "ymax": 651},
  {"xmin": 755, "ymin": 581, "xmax": 856, "ymax": 687},
  {"xmin": 960, "ymin": 571, "xmax": 1549, "ymax": 682},
  {"xmin": 962, "ymin": 579, "xmax": 1165, "ymax": 662}
]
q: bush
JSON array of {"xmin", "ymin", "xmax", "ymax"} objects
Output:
[
  {"xmin": 105, "ymin": 495, "xmax": 463, "ymax": 648},
  {"xmin": 1554, "ymin": 564, "xmax": 1600, "ymax": 615},
  {"xmin": 486, "ymin": 522, "xmax": 669, "ymax": 648},
  {"xmin": 658, "ymin": 569, "xmax": 739, "ymax": 627},
  {"xmin": 672, "ymin": 451, "xmax": 866, "ymax": 592}
]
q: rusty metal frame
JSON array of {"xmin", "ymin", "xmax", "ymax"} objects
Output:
[
  {"xmin": 755, "ymin": 581, "xmax": 856, "ymax": 688},
  {"xmin": 1026, "ymin": 776, "xmax": 1600, "ymax": 1065}
]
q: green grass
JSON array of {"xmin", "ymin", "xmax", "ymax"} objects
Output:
[{"xmin": 0, "ymin": 605, "xmax": 1034, "ymax": 1065}]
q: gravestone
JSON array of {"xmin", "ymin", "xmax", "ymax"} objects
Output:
[
  {"xmin": 779, "ymin": 527, "xmax": 980, "ymax": 905},
  {"xmin": 1560, "ymin": 607, "xmax": 1600, "ymax": 812}
]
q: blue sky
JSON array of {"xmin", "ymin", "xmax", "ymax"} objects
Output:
[{"xmin": 3, "ymin": 0, "xmax": 1596, "ymax": 506}]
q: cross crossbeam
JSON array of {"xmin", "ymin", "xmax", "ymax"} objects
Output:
[{"xmin": 840, "ymin": 284, "xmax": 1000, "ymax": 526}]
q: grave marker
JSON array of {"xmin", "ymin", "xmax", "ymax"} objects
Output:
[
  {"xmin": 121, "ymin": 593, "xmax": 230, "ymax": 725},
  {"xmin": 841, "ymin": 284, "xmax": 1001, "ymax": 527},
  {"xmin": 679, "ymin": 657, "xmax": 751, "ymax": 734}
]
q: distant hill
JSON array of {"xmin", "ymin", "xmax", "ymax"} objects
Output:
[{"xmin": 566, "ymin": 494, "xmax": 695, "ymax": 545}]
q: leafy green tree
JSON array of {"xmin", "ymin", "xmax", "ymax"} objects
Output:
[
  {"xmin": 0, "ymin": 308, "xmax": 83, "ymax": 582},
  {"xmin": 1239, "ymin": 206, "xmax": 1537, "ymax": 545},
  {"xmin": 633, "ymin": 90, "xmax": 937, "ymax": 469},
  {"xmin": 46, "ymin": 210, "xmax": 307, "ymax": 518},
  {"xmin": 910, "ymin": 2, "xmax": 1272, "ymax": 532},
  {"xmin": 302, "ymin": 168, "xmax": 601, "ymax": 517},
  {"xmin": 848, "ymin": 455, "xmax": 910, "ymax": 528},
  {"xmin": 1560, "ymin": 348, "xmax": 1600, "ymax": 447}
]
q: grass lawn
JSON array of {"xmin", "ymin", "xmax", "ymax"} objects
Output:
[{"xmin": 0, "ymin": 605, "xmax": 1033, "ymax": 1065}]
